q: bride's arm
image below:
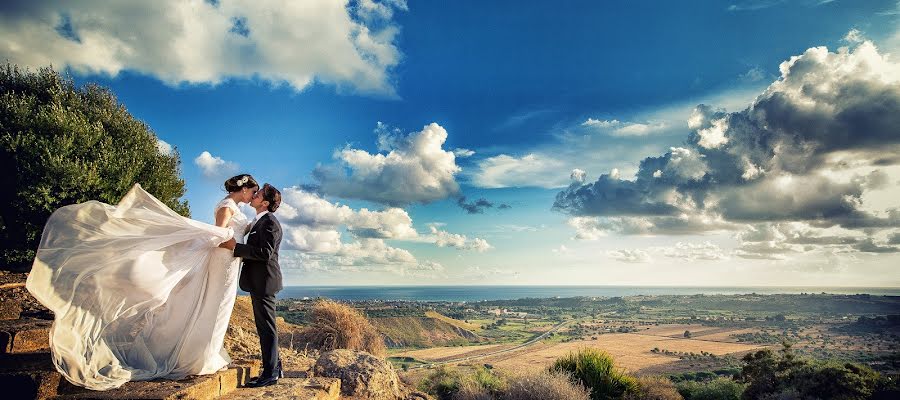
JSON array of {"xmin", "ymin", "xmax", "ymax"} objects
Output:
[{"xmin": 215, "ymin": 207, "xmax": 234, "ymax": 229}]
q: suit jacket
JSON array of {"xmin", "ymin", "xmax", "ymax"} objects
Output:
[{"xmin": 235, "ymin": 212, "xmax": 283, "ymax": 296}]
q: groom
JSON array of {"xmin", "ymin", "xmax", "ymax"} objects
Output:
[{"xmin": 219, "ymin": 183, "xmax": 283, "ymax": 387}]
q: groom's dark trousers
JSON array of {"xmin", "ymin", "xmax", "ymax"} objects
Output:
[{"xmin": 234, "ymin": 212, "xmax": 283, "ymax": 379}]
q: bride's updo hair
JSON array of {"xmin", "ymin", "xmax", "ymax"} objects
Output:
[{"xmin": 224, "ymin": 174, "xmax": 258, "ymax": 193}]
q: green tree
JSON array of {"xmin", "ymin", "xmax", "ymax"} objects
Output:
[{"xmin": 1, "ymin": 65, "xmax": 189, "ymax": 269}]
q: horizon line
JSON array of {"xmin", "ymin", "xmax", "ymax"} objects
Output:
[{"xmin": 277, "ymin": 284, "xmax": 900, "ymax": 289}]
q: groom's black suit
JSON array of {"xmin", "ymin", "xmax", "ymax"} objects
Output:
[{"xmin": 234, "ymin": 212, "xmax": 283, "ymax": 379}]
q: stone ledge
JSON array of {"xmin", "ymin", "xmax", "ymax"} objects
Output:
[
  {"xmin": 0, "ymin": 318, "xmax": 51, "ymax": 354},
  {"xmin": 218, "ymin": 376, "xmax": 341, "ymax": 400},
  {"xmin": 55, "ymin": 362, "xmax": 260, "ymax": 400},
  {"xmin": 0, "ymin": 369, "xmax": 60, "ymax": 400},
  {"xmin": 0, "ymin": 351, "xmax": 54, "ymax": 372},
  {"xmin": 302, "ymin": 377, "xmax": 341, "ymax": 400},
  {"xmin": 0, "ymin": 271, "xmax": 28, "ymax": 288}
]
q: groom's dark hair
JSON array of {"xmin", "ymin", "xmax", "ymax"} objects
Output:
[{"xmin": 261, "ymin": 183, "xmax": 281, "ymax": 212}]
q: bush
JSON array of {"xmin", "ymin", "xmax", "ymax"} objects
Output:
[
  {"xmin": 625, "ymin": 376, "xmax": 683, "ymax": 400},
  {"xmin": 473, "ymin": 366, "xmax": 505, "ymax": 395},
  {"xmin": 432, "ymin": 366, "xmax": 505, "ymax": 400},
  {"xmin": 739, "ymin": 345, "xmax": 882, "ymax": 400},
  {"xmin": 452, "ymin": 380, "xmax": 494, "ymax": 400},
  {"xmin": 420, "ymin": 366, "xmax": 465, "ymax": 400},
  {"xmin": 297, "ymin": 299, "xmax": 386, "ymax": 357},
  {"xmin": 1, "ymin": 65, "xmax": 189, "ymax": 269},
  {"xmin": 788, "ymin": 361, "xmax": 880, "ymax": 399},
  {"xmin": 503, "ymin": 370, "xmax": 591, "ymax": 400},
  {"xmin": 550, "ymin": 348, "xmax": 637, "ymax": 400},
  {"xmin": 676, "ymin": 378, "xmax": 744, "ymax": 400}
]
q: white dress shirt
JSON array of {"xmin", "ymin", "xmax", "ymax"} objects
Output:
[{"xmin": 251, "ymin": 210, "xmax": 269, "ymax": 230}]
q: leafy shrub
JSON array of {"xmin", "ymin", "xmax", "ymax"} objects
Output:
[
  {"xmin": 676, "ymin": 378, "xmax": 744, "ymax": 400},
  {"xmin": 420, "ymin": 366, "xmax": 503, "ymax": 400},
  {"xmin": 1, "ymin": 65, "xmax": 189, "ymax": 268},
  {"xmin": 625, "ymin": 376, "xmax": 683, "ymax": 400},
  {"xmin": 297, "ymin": 299, "xmax": 386, "ymax": 356},
  {"xmin": 739, "ymin": 344, "xmax": 884, "ymax": 400},
  {"xmin": 502, "ymin": 370, "xmax": 591, "ymax": 400},
  {"xmin": 473, "ymin": 366, "xmax": 505, "ymax": 395},
  {"xmin": 550, "ymin": 348, "xmax": 637, "ymax": 400},
  {"xmin": 420, "ymin": 366, "xmax": 465, "ymax": 400}
]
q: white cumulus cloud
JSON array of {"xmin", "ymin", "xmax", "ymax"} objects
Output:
[
  {"xmin": 471, "ymin": 153, "xmax": 568, "ymax": 189},
  {"xmin": 555, "ymin": 36, "xmax": 900, "ymax": 258},
  {"xmin": 582, "ymin": 118, "xmax": 669, "ymax": 137},
  {"xmin": 313, "ymin": 123, "xmax": 461, "ymax": 206},
  {"xmin": 428, "ymin": 225, "xmax": 492, "ymax": 252},
  {"xmin": 194, "ymin": 151, "xmax": 238, "ymax": 178},
  {"xmin": 156, "ymin": 139, "xmax": 173, "ymax": 156},
  {"xmin": 453, "ymin": 148, "xmax": 475, "ymax": 157},
  {"xmin": 0, "ymin": 0, "xmax": 405, "ymax": 95},
  {"xmin": 660, "ymin": 241, "xmax": 729, "ymax": 261},
  {"xmin": 606, "ymin": 249, "xmax": 652, "ymax": 263}
]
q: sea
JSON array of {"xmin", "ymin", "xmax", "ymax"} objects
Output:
[{"xmin": 272, "ymin": 286, "xmax": 900, "ymax": 302}]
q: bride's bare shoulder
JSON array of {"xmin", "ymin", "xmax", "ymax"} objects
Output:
[{"xmin": 214, "ymin": 197, "xmax": 238, "ymax": 212}]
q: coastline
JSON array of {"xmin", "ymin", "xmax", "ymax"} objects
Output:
[{"xmin": 265, "ymin": 285, "xmax": 900, "ymax": 301}]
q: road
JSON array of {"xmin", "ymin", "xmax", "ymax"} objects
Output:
[{"xmin": 409, "ymin": 319, "xmax": 571, "ymax": 370}]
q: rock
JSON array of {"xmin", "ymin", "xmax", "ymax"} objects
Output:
[
  {"xmin": 0, "ymin": 370, "xmax": 60, "ymax": 400},
  {"xmin": 54, "ymin": 362, "xmax": 260, "ymax": 399},
  {"xmin": 0, "ymin": 318, "xmax": 51, "ymax": 354},
  {"xmin": 0, "ymin": 300, "xmax": 22, "ymax": 321},
  {"xmin": 405, "ymin": 392, "xmax": 434, "ymax": 400},
  {"xmin": 218, "ymin": 376, "xmax": 340, "ymax": 400},
  {"xmin": 0, "ymin": 272, "xmax": 52, "ymax": 320},
  {"xmin": 314, "ymin": 349, "xmax": 402, "ymax": 400}
]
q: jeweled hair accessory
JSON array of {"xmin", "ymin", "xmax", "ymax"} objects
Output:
[{"xmin": 237, "ymin": 176, "xmax": 249, "ymax": 186}]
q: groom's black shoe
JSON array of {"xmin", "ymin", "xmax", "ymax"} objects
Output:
[{"xmin": 248, "ymin": 375, "xmax": 278, "ymax": 388}]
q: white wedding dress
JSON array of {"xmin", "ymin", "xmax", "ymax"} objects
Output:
[{"xmin": 26, "ymin": 184, "xmax": 250, "ymax": 390}]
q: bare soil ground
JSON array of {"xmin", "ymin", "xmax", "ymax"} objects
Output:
[
  {"xmin": 638, "ymin": 324, "xmax": 724, "ymax": 338},
  {"xmin": 692, "ymin": 327, "xmax": 760, "ymax": 342},
  {"xmin": 480, "ymin": 330, "xmax": 767, "ymax": 374},
  {"xmin": 393, "ymin": 343, "xmax": 515, "ymax": 362}
]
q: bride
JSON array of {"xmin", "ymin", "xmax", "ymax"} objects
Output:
[{"xmin": 26, "ymin": 174, "xmax": 258, "ymax": 390}]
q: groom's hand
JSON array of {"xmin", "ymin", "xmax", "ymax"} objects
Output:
[{"xmin": 219, "ymin": 238, "xmax": 236, "ymax": 250}]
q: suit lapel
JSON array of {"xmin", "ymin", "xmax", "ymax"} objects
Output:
[{"xmin": 248, "ymin": 213, "xmax": 267, "ymax": 241}]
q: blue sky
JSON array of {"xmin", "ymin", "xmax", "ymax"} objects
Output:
[{"xmin": 3, "ymin": 1, "xmax": 900, "ymax": 286}]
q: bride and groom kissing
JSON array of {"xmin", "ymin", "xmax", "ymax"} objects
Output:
[{"xmin": 26, "ymin": 174, "xmax": 286, "ymax": 390}]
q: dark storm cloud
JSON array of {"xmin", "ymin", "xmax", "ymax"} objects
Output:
[
  {"xmin": 554, "ymin": 41, "xmax": 900, "ymax": 239},
  {"xmin": 457, "ymin": 196, "xmax": 510, "ymax": 214}
]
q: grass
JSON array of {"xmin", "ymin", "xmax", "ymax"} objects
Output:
[
  {"xmin": 418, "ymin": 366, "xmax": 590, "ymax": 400},
  {"xmin": 551, "ymin": 348, "xmax": 637, "ymax": 400},
  {"xmin": 372, "ymin": 314, "xmax": 484, "ymax": 348},
  {"xmin": 296, "ymin": 299, "xmax": 386, "ymax": 357},
  {"xmin": 387, "ymin": 356, "xmax": 428, "ymax": 370},
  {"xmin": 503, "ymin": 370, "xmax": 590, "ymax": 400},
  {"xmin": 426, "ymin": 310, "xmax": 482, "ymax": 331}
]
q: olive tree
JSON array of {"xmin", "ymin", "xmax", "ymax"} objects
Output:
[{"xmin": 1, "ymin": 65, "xmax": 189, "ymax": 269}]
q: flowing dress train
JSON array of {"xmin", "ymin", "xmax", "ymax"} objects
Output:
[{"xmin": 26, "ymin": 184, "xmax": 248, "ymax": 390}]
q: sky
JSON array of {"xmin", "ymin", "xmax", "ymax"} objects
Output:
[{"xmin": 3, "ymin": 0, "xmax": 900, "ymax": 286}]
